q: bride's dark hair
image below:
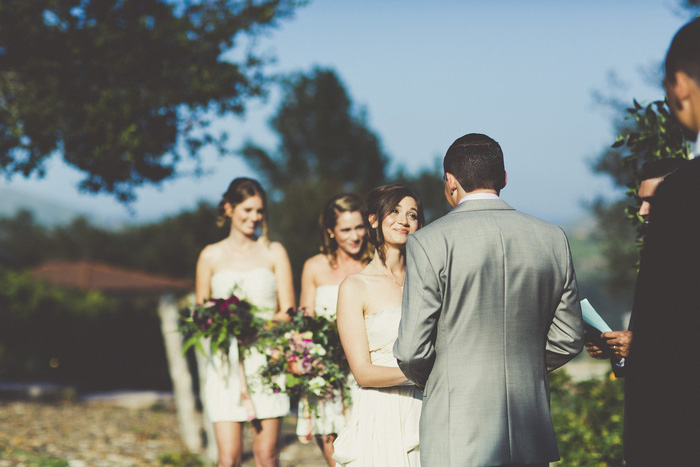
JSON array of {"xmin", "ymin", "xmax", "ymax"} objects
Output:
[
  {"xmin": 366, "ymin": 185, "xmax": 425, "ymax": 264},
  {"xmin": 217, "ymin": 177, "xmax": 268, "ymax": 237}
]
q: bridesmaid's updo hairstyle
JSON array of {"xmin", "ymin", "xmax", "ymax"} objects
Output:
[
  {"xmin": 366, "ymin": 185, "xmax": 425, "ymax": 264},
  {"xmin": 319, "ymin": 193, "xmax": 372, "ymax": 266},
  {"xmin": 217, "ymin": 177, "xmax": 268, "ymax": 237}
]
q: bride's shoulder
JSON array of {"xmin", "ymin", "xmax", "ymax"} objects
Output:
[
  {"xmin": 337, "ymin": 272, "xmax": 368, "ymax": 312},
  {"xmin": 339, "ymin": 267, "xmax": 372, "ymax": 295}
]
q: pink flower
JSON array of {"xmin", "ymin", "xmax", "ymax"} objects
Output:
[
  {"xmin": 300, "ymin": 360, "xmax": 313, "ymax": 374},
  {"xmin": 224, "ymin": 295, "xmax": 241, "ymax": 306}
]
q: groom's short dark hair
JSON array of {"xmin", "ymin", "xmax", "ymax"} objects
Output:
[
  {"xmin": 665, "ymin": 17, "xmax": 700, "ymax": 86},
  {"xmin": 444, "ymin": 133, "xmax": 506, "ymax": 194}
]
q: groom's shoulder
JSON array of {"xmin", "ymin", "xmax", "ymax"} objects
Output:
[
  {"xmin": 510, "ymin": 210, "xmax": 568, "ymax": 238},
  {"xmin": 413, "ymin": 205, "xmax": 566, "ymax": 240},
  {"xmin": 512, "ymin": 209, "xmax": 562, "ymax": 228},
  {"xmin": 411, "ymin": 211, "xmax": 456, "ymax": 240}
]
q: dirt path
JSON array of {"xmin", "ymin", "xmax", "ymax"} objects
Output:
[{"xmin": 0, "ymin": 400, "xmax": 326, "ymax": 466}]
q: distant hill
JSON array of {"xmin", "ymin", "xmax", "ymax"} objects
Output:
[
  {"xmin": 0, "ymin": 187, "xmax": 95, "ymax": 226},
  {"xmin": 563, "ymin": 218, "xmax": 632, "ymax": 331}
]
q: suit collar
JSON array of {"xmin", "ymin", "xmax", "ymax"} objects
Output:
[{"xmin": 449, "ymin": 198, "xmax": 515, "ymax": 214}]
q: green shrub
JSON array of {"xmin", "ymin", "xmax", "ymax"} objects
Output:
[
  {"xmin": 549, "ymin": 369, "xmax": 625, "ymax": 466},
  {"xmin": 0, "ymin": 266, "xmax": 171, "ymax": 390}
]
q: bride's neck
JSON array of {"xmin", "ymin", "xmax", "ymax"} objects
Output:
[{"xmin": 378, "ymin": 245, "xmax": 405, "ymax": 273}]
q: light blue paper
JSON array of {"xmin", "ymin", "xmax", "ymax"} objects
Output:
[{"xmin": 580, "ymin": 298, "xmax": 612, "ymax": 333}]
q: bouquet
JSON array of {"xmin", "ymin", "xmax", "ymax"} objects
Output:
[
  {"xmin": 180, "ymin": 293, "xmax": 263, "ymax": 356},
  {"xmin": 255, "ymin": 308, "xmax": 350, "ymax": 414}
]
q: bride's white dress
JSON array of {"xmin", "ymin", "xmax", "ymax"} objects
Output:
[
  {"xmin": 296, "ymin": 284, "xmax": 354, "ymax": 438},
  {"xmin": 202, "ymin": 267, "xmax": 290, "ymax": 422},
  {"xmin": 333, "ymin": 306, "xmax": 422, "ymax": 466}
]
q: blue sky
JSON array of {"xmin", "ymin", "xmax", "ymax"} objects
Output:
[{"xmin": 1, "ymin": 0, "xmax": 691, "ymax": 226}]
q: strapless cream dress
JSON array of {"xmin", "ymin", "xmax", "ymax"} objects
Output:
[
  {"xmin": 333, "ymin": 306, "xmax": 422, "ymax": 466},
  {"xmin": 202, "ymin": 267, "xmax": 290, "ymax": 422}
]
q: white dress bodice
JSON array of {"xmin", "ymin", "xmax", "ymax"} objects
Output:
[
  {"xmin": 314, "ymin": 284, "xmax": 340, "ymax": 319},
  {"xmin": 333, "ymin": 304, "xmax": 422, "ymax": 466},
  {"xmin": 210, "ymin": 267, "xmax": 278, "ymax": 318},
  {"xmin": 365, "ymin": 306, "xmax": 403, "ymax": 367}
]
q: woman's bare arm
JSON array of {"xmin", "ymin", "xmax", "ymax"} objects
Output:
[
  {"xmin": 270, "ymin": 241, "xmax": 296, "ymax": 320},
  {"xmin": 195, "ymin": 246, "xmax": 214, "ymax": 304},
  {"xmin": 336, "ymin": 275, "xmax": 408, "ymax": 388}
]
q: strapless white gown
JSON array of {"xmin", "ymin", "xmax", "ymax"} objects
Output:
[
  {"xmin": 202, "ymin": 267, "xmax": 290, "ymax": 422},
  {"xmin": 295, "ymin": 285, "xmax": 355, "ymax": 437},
  {"xmin": 333, "ymin": 306, "xmax": 422, "ymax": 466}
]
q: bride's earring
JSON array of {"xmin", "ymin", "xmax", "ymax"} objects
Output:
[{"xmin": 329, "ymin": 233, "xmax": 335, "ymax": 239}]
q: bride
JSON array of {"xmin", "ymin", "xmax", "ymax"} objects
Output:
[
  {"xmin": 333, "ymin": 185, "xmax": 425, "ymax": 466},
  {"xmin": 195, "ymin": 177, "xmax": 294, "ymax": 467}
]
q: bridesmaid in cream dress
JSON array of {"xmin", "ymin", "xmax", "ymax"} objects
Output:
[
  {"xmin": 195, "ymin": 178, "xmax": 295, "ymax": 467},
  {"xmin": 333, "ymin": 185, "xmax": 425, "ymax": 467},
  {"xmin": 295, "ymin": 193, "xmax": 372, "ymax": 466}
]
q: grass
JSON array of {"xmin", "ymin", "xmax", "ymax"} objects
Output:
[{"xmin": 0, "ymin": 440, "xmax": 69, "ymax": 466}]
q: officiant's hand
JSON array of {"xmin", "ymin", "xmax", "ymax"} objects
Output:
[
  {"xmin": 585, "ymin": 341, "xmax": 608, "ymax": 359},
  {"xmin": 602, "ymin": 331, "xmax": 633, "ymax": 358}
]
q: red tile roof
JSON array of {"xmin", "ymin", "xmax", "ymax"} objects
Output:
[{"xmin": 32, "ymin": 261, "xmax": 192, "ymax": 296}]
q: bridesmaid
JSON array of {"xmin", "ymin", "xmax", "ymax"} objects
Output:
[
  {"xmin": 333, "ymin": 185, "xmax": 425, "ymax": 466},
  {"xmin": 296, "ymin": 193, "xmax": 372, "ymax": 466},
  {"xmin": 195, "ymin": 178, "xmax": 295, "ymax": 467}
]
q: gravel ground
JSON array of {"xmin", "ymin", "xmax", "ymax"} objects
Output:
[{"xmin": 0, "ymin": 398, "xmax": 326, "ymax": 466}]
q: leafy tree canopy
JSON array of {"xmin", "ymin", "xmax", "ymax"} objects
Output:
[
  {"xmin": 240, "ymin": 68, "xmax": 389, "ymax": 286},
  {"xmin": 241, "ymin": 67, "xmax": 389, "ymax": 198},
  {"xmin": 0, "ymin": 0, "xmax": 303, "ymax": 202},
  {"xmin": 592, "ymin": 99, "xmax": 691, "ymax": 296}
]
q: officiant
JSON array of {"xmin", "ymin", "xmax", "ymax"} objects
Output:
[{"xmin": 584, "ymin": 158, "xmax": 686, "ymax": 375}]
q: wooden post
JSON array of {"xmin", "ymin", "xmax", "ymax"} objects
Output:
[{"xmin": 158, "ymin": 293, "xmax": 203, "ymax": 453}]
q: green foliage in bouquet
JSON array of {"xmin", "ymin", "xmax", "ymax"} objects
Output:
[
  {"xmin": 549, "ymin": 369, "xmax": 625, "ymax": 466},
  {"xmin": 255, "ymin": 308, "xmax": 350, "ymax": 413},
  {"xmin": 180, "ymin": 294, "xmax": 265, "ymax": 356}
]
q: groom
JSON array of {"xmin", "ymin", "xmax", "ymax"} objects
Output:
[{"xmin": 394, "ymin": 133, "xmax": 583, "ymax": 466}]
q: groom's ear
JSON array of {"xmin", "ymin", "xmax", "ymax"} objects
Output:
[{"xmin": 445, "ymin": 172, "xmax": 459, "ymax": 193}]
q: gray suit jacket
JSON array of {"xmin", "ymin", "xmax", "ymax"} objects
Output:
[{"xmin": 394, "ymin": 199, "xmax": 583, "ymax": 466}]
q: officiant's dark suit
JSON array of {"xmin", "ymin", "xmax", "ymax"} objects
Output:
[
  {"xmin": 624, "ymin": 17, "xmax": 700, "ymax": 466},
  {"xmin": 394, "ymin": 133, "xmax": 583, "ymax": 466}
]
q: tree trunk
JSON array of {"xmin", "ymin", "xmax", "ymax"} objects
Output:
[{"xmin": 158, "ymin": 293, "xmax": 203, "ymax": 453}]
